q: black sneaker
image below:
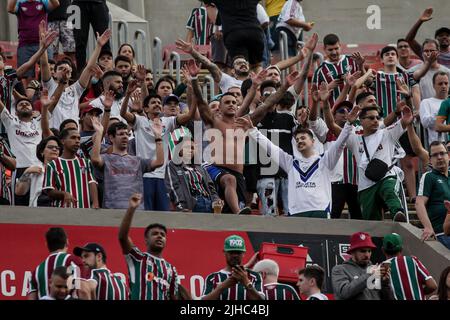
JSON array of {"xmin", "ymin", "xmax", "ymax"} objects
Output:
[
  {"xmin": 238, "ymin": 207, "xmax": 252, "ymax": 215},
  {"xmin": 393, "ymin": 212, "xmax": 407, "ymax": 223}
]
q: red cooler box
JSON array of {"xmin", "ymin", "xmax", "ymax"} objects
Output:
[{"xmin": 259, "ymin": 243, "xmax": 308, "ymax": 283}]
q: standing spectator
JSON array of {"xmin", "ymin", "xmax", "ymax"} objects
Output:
[
  {"xmin": 74, "ymin": 243, "xmax": 129, "ymax": 300},
  {"xmin": 331, "ymin": 232, "xmax": 394, "ymax": 300},
  {"xmin": 207, "ymin": 0, "xmax": 264, "ymax": 70},
  {"xmin": 0, "ymin": 138, "xmax": 16, "ymax": 205},
  {"xmin": 73, "ymin": 0, "xmax": 111, "ymax": 73},
  {"xmin": 91, "ymin": 115, "xmax": 164, "ymax": 210},
  {"xmin": 312, "ymin": 34, "xmax": 363, "ymax": 107},
  {"xmin": 40, "ymin": 267, "xmax": 73, "ymax": 300},
  {"xmin": 397, "ymin": 39, "xmax": 423, "ymax": 70},
  {"xmin": 405, "ymin": 8, "xmax": 450, "ymax": 69},
  {"xmin": 264, "ymin": 0, "xmax": 287, "ymax": 49},
  {"xmin": 202, "ymin": 235, "xmax": 264, "ymax": 300},
  {"xmin": 382, "ymin": 233, "xmax": 437, "ymax": 300},
  {"xmin": 118, "ymin": 194, "xmax": 181, "ymax": 300},
  {"xmin": 7, "ymin": 0, "xmax": 60, "ymax": 81},
  {"xmin": 243, "ymin": 99, "xmax": 357, "ymax": 219},
  {"xmin": 297, "ymin": 265, "xmax": 328, "ymax": 300},
  {"xmin": 253, "ymin": 259, "xmax": 300, "ymax": 300},
  {"xmin": 47, "ymin": 0, "xmax": 75, "ymax": 61},
  {"xmin": 15, "ymin": 136, "xmax": 63, "ymax": 207},
  {"xmin": 416, "ymin": 141, "xmax": 450, "ymax": 249},
  {"xmin": 114, "ymin": 55, "xmax": 133, "ymax": 92},
  {"xmin": 409, "ymin": 39, "xmax": 450, "ymax": 100},
  {"xmin": 42, "ymin": 128, "xmax": 99, "ymax": 208},
  {"xmin": 421, "ymin": 72, "xmax": 449, "ymax": 146},
  {"xmin": 186, "ymin": 1, "xmax": 214, "ymax": 45},
  {"xmin": 274, "ymin": 0, "xmax": 313, "ymax": 62},
  {"xmin": 28, "ymin": 227, "xmax": 89, "ymax": 300},
  {"xmin": 345, "ymin": 105, "xmax": 414, "ymax": 221},
  {"xmin": 256, "ymin": 3, "xmax": 272, "ymax": 68},
  {"xmin": 436, "ymin": 96, "xmax": 450, "ymax": 141},
  {"xmin": 118, "ymin": 44, "xmax": 137, "ymax": 71}
]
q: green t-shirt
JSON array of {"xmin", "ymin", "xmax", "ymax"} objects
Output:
[
  {"xmin": 437, "ymin": 98, "xmax": 450, "ymax": 141},
  {"xmin": 418, "ymin": 169, "xmax": 450, "ymax": 234}
]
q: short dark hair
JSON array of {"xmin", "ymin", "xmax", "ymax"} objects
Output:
[
  {"xmin": 232, "ymin": 55, "xmax": 247, "ymax": 65},
  {"xmin": 219, "ymin": 92, "xmax": 236, "ymax": 103},
  {"xmin": 114, "ymin": 55, "xmax": 132, "ymax": 66},
  {"xmin": 60, "ymin": 128, "xmax": 79, "ymax": 140},
  {"xmin": 107, "ymin": 122, "xmax": 128, "ymax": 137},
  {"xmin": 432, "ymin": 71, "xmax": 449, "ymax": 84},
  {"xmin": 294, "ymin": 126, "xmax": 314, "ymax": 139},
  {"xmin": 102, "ymin": 70, "xmax": 122, "ymax": 82},
  {"xmin": 359, "ymin": 105, "xmax": 380, "ymax": 119},
  {"xmin": 48, "ymin": 59, "xmax": 56, "ymax": 65},
  {"xmin": 59, "ymin": 119, "xmax": 79, "ymax": 133},
  {"xmin": 380, "ymin": 46, "xmax": 398, "ymax": 58},
  {"xmin": 118, "ymin": 43, "xmax": 136, "ymax": 59},
  {"xmin": 155, "ymin": 78, "xmax": 175, "ymax": 92},
  {"xmin": 356, "ymin": 92, "xmax": 375, "ymax": 105},
  {"xmin": 397, "ymin": 38, "xmax": 408, "ymax": 45},
  {"xmin": 437, "ymin": 266, "xmax": 450, "ymax": 300},
  {"xmin": 278, "ymin": 91, "xmax": 296, "ymax": 109},
  {"xmin": 46, "ymin": 227, "xmax": 68, "ymax": 252},
  {"xmin": 52, "ymin": 266, "xmax": 70, "ymax": 280},
  {"xmin": 146, "ymin": 68, "xmax": 153, "ymax": 74},
  {"xmin": 323, "ymin": 34, "xmax": 340, "ymax": 46},
  {"xmin": 422, "ymin": 38, "xmax": 439, "ymax": 50},
  {"xmin": 260, "ymin": 80, "xmax": 279, "ymax": 96},
  {"xmin": 298, "ymin": 265, "xmax": 325, "ymax": 289},
  {"xmin": 55, "ymin": 59, "xmax": 73, "ymax": 70},
  {"xmin": 143, "ymin": 94, "xmax": 162, "ymax": 107},
  {"xmin": 15, "ymin": 98, "xmax": 32, "ymax": 108},
  {"xmin": 36, "ymin": 136, "xmax": 63, "ymax": 163},
  {"xmin": 428, "ymin": 141, "xmax": 446, "ymax": 154},
  {"xmin": 241, "ymin": 79, "xmax": 253, "ymax": 98},
  {"xmin": 144, "ymin": 223, "xmax": 167, "ymax": 238}
]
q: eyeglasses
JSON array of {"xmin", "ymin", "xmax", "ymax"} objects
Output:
[
  {"xmin": 46, "ymin": 145, "xmax": 61, "ymax": 151},
  {"xmin": 362, "ymin": 115, "xmax": 381, "ymax": 121},
  {"xmin": 430, "ymin": 151, "xmax": 447, "ymax": 158}
]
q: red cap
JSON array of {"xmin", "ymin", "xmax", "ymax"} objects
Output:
[
  {"xmin": 348, "ymin": 232, "xmax": 376, "ymax": 253},
  {"xmin": 81, "ymin": 105, "xmax": 103, "ymax": 117}
]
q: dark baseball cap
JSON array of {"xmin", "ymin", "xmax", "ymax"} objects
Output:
[
  {"xmin": 163, "ymin": 94, "xmax": 180, "ymax": 106},
  {"xmin": 435, "ymin": 27, "xmax": 450, "ymax": 38},
  {"xmin": 335, "ymin": 100, "xmax": 354, "ymax": 113},
  {"xmin": 74, "ymin": 243, "xmax": 107, "ymax": 258}
]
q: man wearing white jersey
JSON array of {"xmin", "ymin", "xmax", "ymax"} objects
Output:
[{"xmin": 238, "ymin": 106, "xmax": 359, "ymax": 218}]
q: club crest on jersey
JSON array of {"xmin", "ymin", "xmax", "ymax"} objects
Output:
[{"xmin": 146, "ymin": 272, "xmax": 155, "ymax": 282}]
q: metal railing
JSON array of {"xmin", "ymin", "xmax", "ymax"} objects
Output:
[
  {"xmin": 152, "ymin": 37, "xmax": 163, "ymax": 82},
  {"xmin": 134, "ymin": 29, "xmax": 148, "ymax": 67},
  {"xmin": 169, "ymin": 52, "xmax": 181, "ymax": 85},
  {"xmin": 278, "ymin": 31, "xmax": 289, "ymax": 83},
  {"xmin": 117, "ymin": 20, "xmax": 129, "ymax": 47},
  {"xmin": 203, "ymin": 75, "xmax": 215, "ymax": 102}
]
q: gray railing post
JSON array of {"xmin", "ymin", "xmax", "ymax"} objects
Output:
[
  {"xmin": 279, "ymin": 31, "xmax": 289, "ymax": 82},
  {"xmin": 169, "ymin": 52, "xmax": 181, "ymax": 85},
  {"xmin": 134, "ymin": 29, "xmax": 148, "ymax": 67},
  {"xmin": 152, "ymin": 37, "xmax": 163, "ymax": 82},
  {"xmin": 203, "ymin": 75, "xmax": 215, "ymax": 102},
  {"xmin": 117, "ymin": 20, "xmax": 129, "ymax": 47}
]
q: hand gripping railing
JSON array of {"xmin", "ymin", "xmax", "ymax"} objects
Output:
[{"xmin": 134, "ymin": 29, "xmax": 148, "ymax": 67}]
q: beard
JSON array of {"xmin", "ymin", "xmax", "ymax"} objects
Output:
[
  {"xmin": 114, "ymin": 89, "xmax": 124, "ymax": 100},
  {"xmin": 235, "ymin": 69, "xmax": 249, "ymax": 77},
  {"xmin": 17, "ymin": 110, "xmax": 32, "ymax": 118}
]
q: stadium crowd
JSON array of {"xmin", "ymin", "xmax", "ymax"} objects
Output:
[{"xmin": 1, "ymin": 0, "xmax": 450, "ymax": 300}]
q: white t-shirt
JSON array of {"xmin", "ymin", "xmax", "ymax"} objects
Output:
[
  {"xmin": 277, "ymin": 0, "xmax": 305, "ymax": 39},
  {"xmin": 89, "ymin": 95, "xmax": 131, "ymax": 124},
  {"xmin": 420, "ymin": 97, "xmax": 446, "ymax": 145},
  {"xmin": 0, "ymin": 108, "xmax": 42, "ymax": 168},
  {"xmin": 44, "ymin": 78, "xmax": 85, "ymax": 130},
  {"xmin": 219, "ymin": 73, "xmax": 243, "ymax": 93},
  {"xmin": 308, "ymin": 293, "xmax": 329, "ymax": 300},
  {"xmin": 28, "ymin": 163, "xmax": 45, "ymax": 207},
  {"xmin": 408, "ymin": 64, "xmax": 450, "ymax": 100},
  {"xmin": 133, "ymin": 115, "xmax": 176, "ymax": 179},
  {"xmin": 256, "ymin": 3, "xmax": 270, "ymax": 25},
  {"xmin": 346, "ymin": 120, "xmax": 406, "ymax": 192}
]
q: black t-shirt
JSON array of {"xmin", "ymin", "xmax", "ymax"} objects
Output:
[
  {"xmin": 48, "ymin": 0, "xmax": 71, "ymax": 22},
  {"xmin": 257, "ymin": 110, "xmax": 297, "ymax": 178},
  {"xmin": 212, "ymin": 0, "xmax": 261, "ymax": 37}
]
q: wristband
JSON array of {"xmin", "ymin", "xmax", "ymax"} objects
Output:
[
  {"xmin": 191, "ymin": 76, "xmax": 198, "ymax": 81},
  {"xmin": 155, "ymin": 138, "xmax": 163, "ymax": 143},
  {"xmin": 104, "ymin": 109, "xmax": 111, "ymax": 113}
]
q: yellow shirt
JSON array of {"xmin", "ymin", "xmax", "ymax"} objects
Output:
[{"xmin": 265, "ymin": 0, "xmax": 286, "ymax": 17}]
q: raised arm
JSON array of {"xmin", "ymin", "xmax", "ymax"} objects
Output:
[
  {"xmin": 120, "ymin": 80, "xmax": 139, "ymax": 125},
  {"xmin": 187, "ymin": 60, "xmax": 214, "ymax": 126},
  {"xmin": 405, "ymin": 8, "xmax": 433, "ymax": 58},
  {"xmin": 176, "ymin": 61, "xmax": 198, "ymax": 126},
  {"xmin": 176, "ymin": 39, "xmax": 222, "ymax": 83},
  {"xmin": 251, "ymin": 71, "xmax": 300, "ymax": 125},
  {"xmin": 406, "ymin": 121, "xmax": 429, "ymax": 166},
  {"xmin": 292, "ymin": 33, "xmax": 318, "ymax": 95},
  {"xmin": 118, "ymin": 194, "xmax": 142, "ymax": 254},
  {"xmin": 40, "ymin": 88, "xmax": 63, "ymax": 138},
  {"xmin": 319, "ymin": 82, "xmax": 343, "ymax": 137},
  {"xmin": 412, "ymin": 51, "xmax": 438, "ymax": 81},
  {"xmin": 48, "ymin": 0, "xmax": 60, "ymax": 11},
  {"xmin": 332, "ymin": 71, "xmax": 361, "ymax": 112},
  {"xmin": 90, "ymin": 118, "xmax": 105, "ymax": 169},
  {"xmin": 134, "ymin": 64, "xmax": 149, "ymax": 99},
  {"xmin": 236, "ymin": 69, "xmax": 268, "ymax": 118},
  {"xmin": 79, "ymin": 29, "xmax": 112, "ymax": 88}
]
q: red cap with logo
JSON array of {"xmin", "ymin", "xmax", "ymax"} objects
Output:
[{"xmin": 348, "ymin": 232, "xmax": 376, "ymax": 253}]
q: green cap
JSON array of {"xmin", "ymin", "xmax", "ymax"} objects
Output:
[
  {"xmin": 383, "ymin": 233, "xmax": 403, "ymax": 252},
  {"xmin": 224, "ymin": 235, "xmax": 246, "ymax": 252}
]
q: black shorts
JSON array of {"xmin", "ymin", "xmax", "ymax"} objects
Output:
[
  {"xmin": 243, "ymin": 164, "xmax": 259, "ymax": 193},
  {"xmin": 399, "ymin": 132, "xmax": 416, "ymax": 157},
  {"xmin": 224, "ymin": 28, "xmax": 265, "ymax": 65}
]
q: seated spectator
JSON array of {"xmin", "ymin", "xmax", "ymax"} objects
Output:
[
  {"xmin": 297, "ymin": 265, "xmax": 328, "ymax": 300},
  {"xmin": 253, "ymin": 259, "xmax": 300, "ymax": 300},
  {"xmin": 15, "ymin": 136, "xmax": 63, "ymax": 207},
  {"xmin": 166, "ymin": 136, "xmax": 222, "ymax": 213}
]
